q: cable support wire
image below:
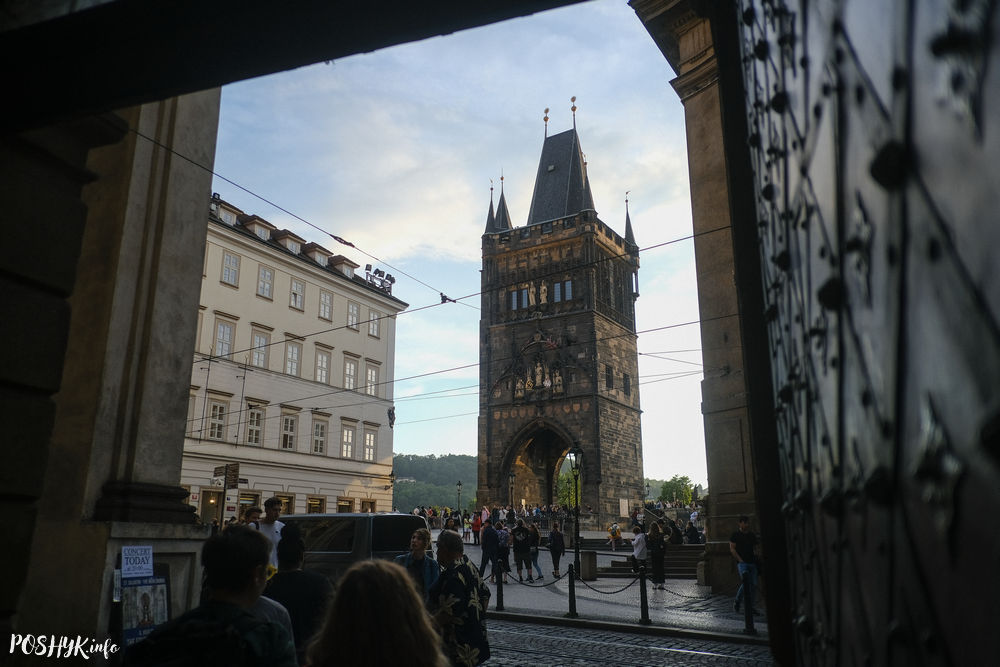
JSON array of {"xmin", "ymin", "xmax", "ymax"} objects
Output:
[
  {"xmin": 185, "ymin": 314, "xmax": 728, "ymax": 435},
  {"xmin": 118, "ymin": 120, "xmax": 462, "ymax": 304},
  {"xmin": 121, "ymin": 114, "xmax": 730, "ymax": 362}
]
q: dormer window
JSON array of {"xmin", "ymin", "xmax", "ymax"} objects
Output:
[
  {"xmin": 255, "ymin": 226, "xmax": 270, "ymax": 241},
  {"xmin": 220, "ymin": 210, "xmax": 236, "ymax": 225},
  {"xmin": 286, "ymin": 240, "xmax": 300, "ymax": 254}
]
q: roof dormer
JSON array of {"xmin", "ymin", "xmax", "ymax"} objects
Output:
[
  {"xmin": 272, "ymin": 230, "xmax": 307, "ymax": 255},
  {"xmin": 238, "ymin": 213, "xmax": 276, "ymax": 242},
  {"xmin": 303, "ymin": 242, "xmax": 333, "ymax": 267},
  {"xmin": 329, "ymin": 254, "xmax": 360, "ymax": 278}
]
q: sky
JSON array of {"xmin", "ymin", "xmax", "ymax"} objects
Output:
[{"xmin": 211, "ymin": 0, "xmax": 709, "ymax": 487}]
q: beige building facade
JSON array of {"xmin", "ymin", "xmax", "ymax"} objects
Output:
[{"xmin": 183, "ymin": 196, "xmax": 407, "ymax": 522}]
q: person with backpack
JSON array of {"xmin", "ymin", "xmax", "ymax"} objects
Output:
[{"xmin": 511, "ymin": 519, "xmax": 532, "ymax": 582}]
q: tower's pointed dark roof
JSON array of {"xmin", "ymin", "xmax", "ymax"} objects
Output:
[
  {"xmin": 526, "ymin": 128, "xmax": 596, "ymax": 225},
  {"xmin": 494, "ymin": 188, "xmax": 513, "ymax": 231},
  {"xmin": 483, "ymin": 193, "xmax": 497, "ymax": 233},
  {"xmin": 625, "ymin": 201, "xmax": 637, "ymax": 250}
]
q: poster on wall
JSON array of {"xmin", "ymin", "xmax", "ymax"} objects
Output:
[{"xmin": 120, "ymin": 564, "xmax": 171, "ymax": 647}]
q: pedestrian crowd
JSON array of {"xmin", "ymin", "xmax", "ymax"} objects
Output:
[{"xmin": 127, "ymin": 497, "xmax": 492, "ymax": 667}]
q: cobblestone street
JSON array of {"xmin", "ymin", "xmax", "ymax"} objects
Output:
[{"xmin": 484, "ymin": 619, "xmax": 774, "ymax": 666}]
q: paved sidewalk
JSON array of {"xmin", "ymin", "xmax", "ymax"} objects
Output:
[{"xmin": 444, "ymin": 530, "xmax": 768, "ymax": 642}]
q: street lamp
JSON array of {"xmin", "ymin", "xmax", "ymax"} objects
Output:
[
  {"xmin": 456, "ymin": 480, "xmax": 463, "ymax": 513},
  {"xmin": 508, "ymin": 471, "xmax": 515, "ymax": 508},
  {"xmin": 567, "ymin": 445, "xmax": 583, "ymax": 575}
]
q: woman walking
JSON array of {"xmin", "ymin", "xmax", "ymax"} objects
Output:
[
  {"xmin": 548, "ymin": 522, "xmax": 566, "ymax": 577},
  {"xmin": 647, "ymin": 522, "xmax": 666, "ymax": 589}
]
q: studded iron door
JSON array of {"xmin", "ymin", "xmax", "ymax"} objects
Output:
[{"xmin": 732, "ymin": 0, "xmax": 1000, "ymax": 664}]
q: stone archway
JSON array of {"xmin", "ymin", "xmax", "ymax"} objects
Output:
[{"xmin": 502, "ymin": 420, "xmax": 576, "ymax": 510}]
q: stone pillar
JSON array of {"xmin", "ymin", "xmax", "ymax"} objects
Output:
[
  {"xmin": 15, "ymin": 90, "xmax": 221, "ymax": 640},
  {"xmin": 630, "ymin": 0, "xmax": 757, "ymax": 592}
]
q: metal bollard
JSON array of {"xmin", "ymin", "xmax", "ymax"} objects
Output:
[
  {"xmin": 566, "ymin": 564, "xmax": 578, "ymax": 618},
  {"xmin": 496, "ymin": 569, "xmax": 504, "ymax": 611},
  {"xmin": 639, "ymin": 564, "xmax": 651, "ymax": 625}
]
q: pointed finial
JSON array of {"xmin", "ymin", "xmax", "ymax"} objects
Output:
[
  {"xmin": 490, "ymin": 178, "xmax": 494, "ymax": 201},
  {"xmin": 544, "ymin": 107, "xmax": 549, "ymax": 137},
  {"xmin": 500, "ymin": 170, "xmax": 504, "ymax": 192},
  {"xmin": 571, "ymin": 96, "xmax": 577, "ymax": 128},
  {"xmin": 625, "ymin": 190, "xmax": 630, "ymax": 206}
]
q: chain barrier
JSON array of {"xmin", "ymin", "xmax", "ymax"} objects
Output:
[{"xmin": 577, "ymin": 575, "xmax": 640, "ymax": 595}]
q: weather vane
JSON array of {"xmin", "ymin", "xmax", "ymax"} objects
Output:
[
  {"xmin": 571, "ymin": 96, "xmax": 577, "ymax": 128},
  {"xmin": 544, "ymin": 107, "xmax": 550, "ymax": 137}
]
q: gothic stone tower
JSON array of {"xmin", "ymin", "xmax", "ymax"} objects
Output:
[{"xmin": 477, "ymin": 127, "xmax": 643, "ymax": 522}]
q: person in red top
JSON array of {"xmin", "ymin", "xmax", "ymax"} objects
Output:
[{"xmin": 471, "ymin": 512, "xmax": 482, "ymax": 545}]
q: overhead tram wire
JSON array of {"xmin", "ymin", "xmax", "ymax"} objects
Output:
[
  {"xmin": 117, "ymin": 120, "xmax": 468, "ymax": 306},
  {"xmin": 186, "ymin": 314, "xmax": 730, "ymax": 434},
  {"xmin": 120, "ymin": 113, "xmax": 728, "ymax": 339}
]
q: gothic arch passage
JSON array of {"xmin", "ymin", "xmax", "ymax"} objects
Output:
[{"xmin": 505, "ymin": 422, "xmax": 575, "ymax": 508}]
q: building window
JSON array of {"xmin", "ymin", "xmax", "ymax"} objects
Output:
[
  {"xmin": 359, "ymin": 499, "xmax": 376, "ymax": 513},
  {"xmin": 319, "ymin": 290, "xmax": 332, "ymax": 320},
  {"xmin": 510, "ymin": 290, "xmax": 518, "ymax": 310},
  {"xmin": 605, "ymin": 364, "xmax": 614, "ymax": 390},
  {"xmin": 257, "ymin": 266, "xmax": 273, "ymax": 299},
  {"xmin": 307, "ymin": 496, "xmax": 326, "ymax": 513},
  {"xmin": 347, "ymin": 302, "xmax": 360, "ymax": 329},
  {"xmin": 341, "ymin": 425, "xmax": 354, "ymax": 458},
  {"xmin": 337, "ymin": 498, "xmax": 354, "ymax": 513},
  {"xmin": 520, "ymin": 287, "xmax": 528, "ymax": 308},
  {"xmin": 289, "ymin": 278, "xmax": 305, "ymax": 310},
  {"xmin": 554, "ymin": 280, "xmax": 573, "ymax": 302},
  {"xmin": 344, "ymin": 358, "xmax": 357, "ymax": 390},
  {"xmin": 316, "ymin": 349, "xmax": 330, "ymax": 384},
  {"xmin": 255, "ymin": 226, "xmax": 270, "ymax": 241},
  {"xmin": 208, "ymin": 400, "xmax": 227, "ymax": 440},
  {"xmin": 222, "ymin": 251, "xmax": 240, "ymax": 286},
  {"xmin": 246, "ymin": 406, "xmax": 263, "ymax": 446},
  {"xmin": 251, "ymin": 330, "xmax": 270, "ymax": 368},
  {"xmin": 286, "ymin": 341, "xmax": 302, "ymax": 376},
  {"xmin": 368, "ymin": 310, "xmax": 380, "ymax": 337},
  {"xmin": 313, "ymin": 420, "xmax": 327, "ymax": 454},
  {"xmin": 220, "ymin": 210, "xmax": 236, "ymax": 225},
  {"xmin": 364, "ymin": 430, "xmax": 376, "ymax": 462},
  {"xmin": 215, "ymin": 320, "xmax": 234, "ymax": 359},
  {"xmin": 365, "ymin": 365, "xmax": 379, "ymax": 397},
  {"xmin": 281, "ymin": 415, "xmax": 297, "ymax": 450},
  {"xmin": 624, "ymin": 373, "xmax": 631, "ymax": 397},
  {"xmin": 286, "ymin": 240, "xmax": 300, "ymax": 254}
]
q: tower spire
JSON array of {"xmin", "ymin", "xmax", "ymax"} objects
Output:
[{"xmin": 483, "ymin": 179, "xmax": 497, "ymax": 233}]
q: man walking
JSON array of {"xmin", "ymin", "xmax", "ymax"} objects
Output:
[
  {"xmin": 478, "ymin": 517, "xmax": 499, "ymax": 582},
  {"xmin": 729, "ymin": 515, "xmax": 759, "ymax": 614}
]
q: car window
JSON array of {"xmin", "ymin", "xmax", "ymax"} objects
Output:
[
  {"xmin": 372, "ymin": 517, "xmax": 423, "ymax": 553},
  {"xmin": 291, "ymin": 518, "xmax": 356, "ymax": 552}
]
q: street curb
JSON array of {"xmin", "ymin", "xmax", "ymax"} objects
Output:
[{"xmin": 487, "ymin": 610, "xmax": 771, "ymax": 646}]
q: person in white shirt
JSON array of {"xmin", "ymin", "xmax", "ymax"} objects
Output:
[
  {"xmin": 630, "ymin": 526, "xmax": 648, "ymax": 573},
  {"xmin": 255, "ymin": 496, "xmax": 285, "ymax": 568}
]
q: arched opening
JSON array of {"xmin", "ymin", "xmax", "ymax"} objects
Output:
[{"xmin": 505, "ymin": 423, "xmax": 576, "ymax": 511}]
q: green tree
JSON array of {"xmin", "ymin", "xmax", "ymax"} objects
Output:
[
  {"xmin": 658, "ymin": 474, "xmax": 693, "ymax": 505},
  {"xmin": 555, "ymin": 471, "xmax": 577, "ymax": 508}
]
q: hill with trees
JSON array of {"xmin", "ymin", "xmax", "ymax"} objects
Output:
[{"xmin": 391, "ymin": 454, "xmax": 477, "ymax": 512}]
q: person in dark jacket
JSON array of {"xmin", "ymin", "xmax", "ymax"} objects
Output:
[
  {"xmin": 393, "ymin": 528, "xmax": 439, "ymax": 603},
  {"xmin": 548, "ymin": 522, "xmax": 566, "ymax": 577},
  {"xmin": 264, "ymin": 531, "xmax": 333, "ymax": 665},
  {"xmin": 477, "ymin": 518, "xmax": 499, "ymax": 581},
  {"xmin": 646, "ymin": 522, "xmax": 666, "ymax": 590},
  {"xmin": 510, "ymin": 519, "xmax": 532, "ymax": 582}
]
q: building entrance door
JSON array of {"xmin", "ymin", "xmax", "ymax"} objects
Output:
[{"xmin": 200, "ymin": 489, "xmax": 223, "ymax": 524}]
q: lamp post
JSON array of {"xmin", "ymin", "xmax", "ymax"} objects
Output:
[
  {"xmin": 508, "ymin": 472, "xmax": 515, "ymax": 508},
  {"xmin": 567, "ymin": 445, "xmax": 583, "ymax": 575},
  {"xmin": 456, "ymin": 480, "xmax": 463, "ymax": 513}
]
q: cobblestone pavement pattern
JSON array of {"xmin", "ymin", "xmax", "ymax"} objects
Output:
[{"xmin": 483, "ymin": 620, "xmax": 775, "ymax": 666}]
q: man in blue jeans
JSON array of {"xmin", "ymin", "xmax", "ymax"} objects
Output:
[{"xmin": 729, "ymin": 515, "xmax": 759, "ymax": 613}]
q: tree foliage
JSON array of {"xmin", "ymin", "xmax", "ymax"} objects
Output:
[
  {"xmin": 657, "ymin": 474, "xmax": 694, "ymax": 505},
  {"xmin": 391, "ymin": 454, "xmax": 477, "ymax": 512}
]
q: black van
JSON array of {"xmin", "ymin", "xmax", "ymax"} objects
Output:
[{"xmin": 280, "ymin": 512, "xmax": 428, "ymax": 585}]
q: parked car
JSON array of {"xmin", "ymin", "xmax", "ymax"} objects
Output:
[{"xmin": 280, "ymin": 512, "xmax": 429, "ymax": 586}]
